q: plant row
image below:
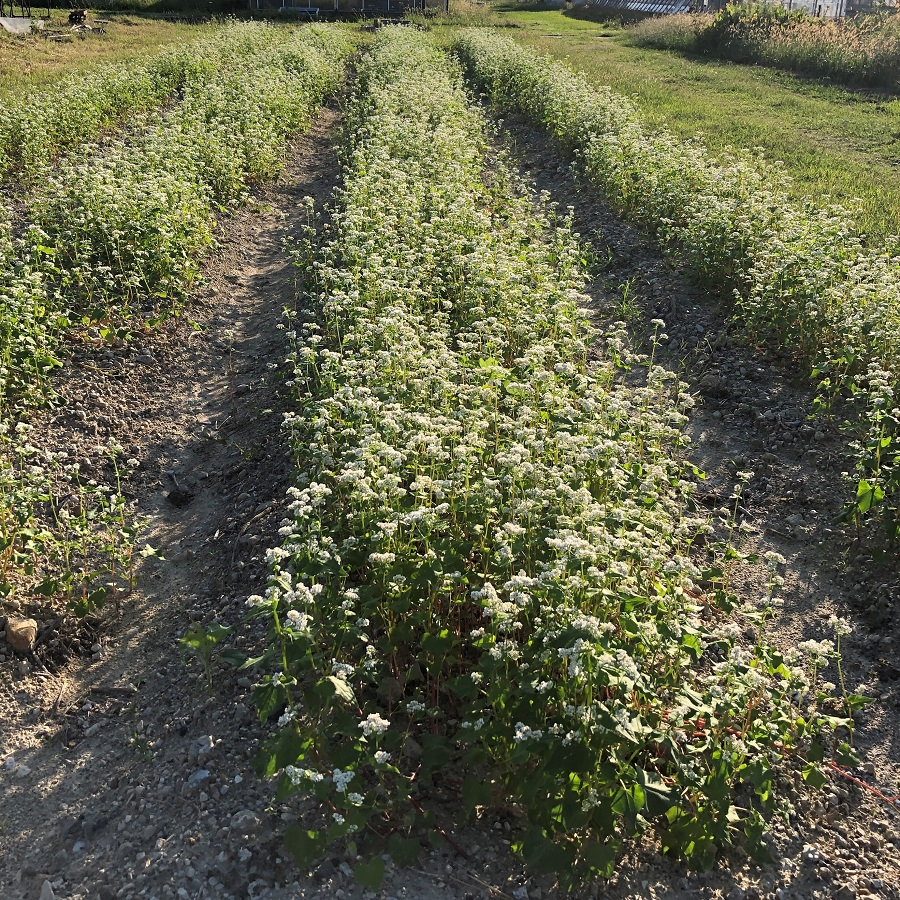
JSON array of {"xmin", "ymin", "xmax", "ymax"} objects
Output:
[
  {"xmin": 249, "ymin": 28, "xmax": 849, "ymax": 886},
  {"xmin": 0, "ymin": 26, "xmax": 350, "ymax": 622},
  {"xmin": 0, "ymin": 24, "xmax": 352, "ymax": 415},
  {"xmin": 630, "ymin": 7, "xmax": 900, "ymax": 91},
  {"xmin": 452, "ymin": 29, "xmax": 900, "ymax": 539},
  {"xmin": 0, "ymin": 21, "xmax": 260, "ymax": 182}
]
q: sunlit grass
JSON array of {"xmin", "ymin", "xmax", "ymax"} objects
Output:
[
  {"xmin": 481, "ymin": 6, "xmax": 900, "ymax": 242},
  {"xmin": 0, "ymin": 13, "xmax": 218, "ymax": 97}
]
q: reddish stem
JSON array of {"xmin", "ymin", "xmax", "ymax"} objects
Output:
[{"xmin": 827, "ymin": 760, "xmax": 900, "ymax": 810}]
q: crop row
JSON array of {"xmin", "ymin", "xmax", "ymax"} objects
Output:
[
  {"xmin": 0, "ymin": 24, "xmax": 351, "ymax": 414},
  {"xmin": 0, "ymin": 21, "xmax": 274, "ymax": 182},
  {"xmin": 249, "ymin": 28, "xmax": 847, "ymax": 884},
  {"xmin": 452, "ymin": 30, "xmax": 900, "ymax": 538},
  {"xmin": 0, "ymin": 26, "xmax": 350, "ymax": 623}
]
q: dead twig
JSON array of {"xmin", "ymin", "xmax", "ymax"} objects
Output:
[{"xmin": 413, "ymin": 867, "xmax": 516, "ymax": 899}]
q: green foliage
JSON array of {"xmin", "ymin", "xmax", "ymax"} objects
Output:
[
  {"xmin": 0, "ymin": 34, "xmax": 210, "ymax": 183},
  {"xmin": 180, "ymin": 622, "xmax": 234, "ymax": 691},
  {"xmin": 0, "ymin": 430, "xmax": 134, "ymax": 618},
  {"xmin": 0, "ymin": 22, "xmax": 353, "ymax": 416}
]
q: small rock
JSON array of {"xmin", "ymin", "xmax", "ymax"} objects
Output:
[
  {"xmin": 230, "ymin": 809, "xmax": 261, "ymax": 835},
  {"xmin": 60, "ymin": 816, "xmax": 81, "ymax": 840},
  {"xmin": 698, "ymin": 374, "xmax": 726, "ymax": 397},
  {"xmin": 83, "ymin": 814, "xmax": 108, "ymax": 839},
  {"xmin": 316, "ymin": 859, "xmax": 336, "ymax": 880},
  {"xmin": 135, "ymin": 354, "xmax": 157, "ymax": 366},
  {"xmin": 186, "ymin": 769, "xmax": 210, "ymax": 790},
  {"xmin": 801, "ymin": 845, "xmax": 821, "ymax": 863},
  {"xmin": 834, "ymin": 886, "xmax": 857, "ymax": 900},
  {"xmin": 861, "ymin": 762, "xmax": 876, "ymax": 776},
  {"xmin": 39, "ymin": 881, "xmax": 56, "ymax": 900},
  {"xmin": 5, "ymin": 617, "xmax": 37, "ymax": 652}
]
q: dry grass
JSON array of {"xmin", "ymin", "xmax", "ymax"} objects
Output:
[
  {"xmin": 630, "ymin": 8, "xmax": 900, "ymax": 91},
  {"xmin": 0, "ymin": 13, "xmax": 218, "ymax": 97}
]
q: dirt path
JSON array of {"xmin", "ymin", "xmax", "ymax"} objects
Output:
[
  {"xmin": 497, "ymin": 117, "xmax": 900, "ymax": 900},
  {"xmin": 0, "ymin": 109, "xmax": 346, "ymax": 900}
]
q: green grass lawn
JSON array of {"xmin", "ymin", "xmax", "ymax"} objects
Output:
[{"xmin": 480, "ymin": 6, "xmax": 900, "ymax": 242}]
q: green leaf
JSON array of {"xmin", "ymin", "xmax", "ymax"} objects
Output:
[
  {"xmin": 802, "ymin": 762, "xmax": 827, "ymax": 790},
  {"xmin": 681, "ymin": 632, "xmax": 703, "ymax": 659},
  {"xmin": 218, "ymin": 649, "xmax": 246, "ymax": 668},
  {"xmin": 206, "ymin": 623, "xmax": 233, "ymax": 642},
  {"xmin": 844, "ymin": 693, "xmax": 875, "ymax": 711},
  {"xmin": 353, "ymin": 856, "xmax": 385, "ymax": 890},
  {"xmin": 462, "ymin": 776, "xmax": 492, "ymax": 813},
  {"xmin": 283, "ymin": 825, "xmax": 325, "ymax": 868},
  {"xmin": 743, "ymin": 810, "xmax": 773, "ymax": 864},
  {"xmin": 139, "ymin": 543, "xmax": 165, "ymax": 559},
  {"xmin": 387, "ymin": 834, "xmax": 421, "ymax": 868},
  {"xmin": 636, "ymin": 767, "xmax": 677, "ymax": 818},
  {"xmin": 835, "ymin": 742, "xmax": 859, "ymax": 768},
  {"xmin": 581, "ymin": 839, "xmax": 618, "ymax": 878},
  {"xmin": 253, "ymin": 681, "xmax": 285, "ymax": 724},
  {"xmin": 855, "ymin": 479, "xmax": 884, "ymax": 515},
  {"xmin": 521, "ymin": 827, "xmax": 571, "ymax": 874},
  {"xmin": 313, "ymin": 675, "xmax": 356, "ymax": 708},
  {"xmin": 420, "ymin": 629, "xmax": 456, "ymax": 657},
  {"xmin": 446, "ymin": 674, "xmax": 478, "ymax": 701},
  {"xmin": 239, "ymin": 652, "xmax": 269, "ymax": 671},
  {"xmin": 33, "ymin": 576, "xmax": 58, "ymax": 597},
  {"xmin": 420, "ymin": 733, "xmax": 454, "ymax": 777},
  {"xmin": 806, "ymin": 741, "xmax": 825, "ymax": 764}
]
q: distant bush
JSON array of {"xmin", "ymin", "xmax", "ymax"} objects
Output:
[{"xmin": 630, "ymin": 5, "xmax": 900, "ymax": 91}]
